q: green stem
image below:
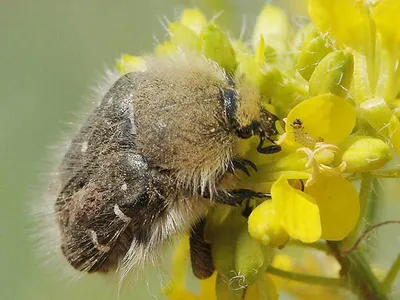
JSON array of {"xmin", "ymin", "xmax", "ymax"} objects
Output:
[
  {"xmin": 365, "ymin": 178, "xmax": 380, "ymax": 225},
  {"xmin": 364, "ymin": 178, "xmax": 380, "ymax": 258},
  {"xmin": 266, "ymin": 266, "xmax": 343, "ymax": 287},
  {"xmin": 372, "ymin": 169, "xmax": 400, "ymax": 178},
  {"xmin": 328, "ymin": 241, "xmax": 388, "ymax": 300},
  {"xmin": 382, "ymin": 252, "xmax": 400, "ymax": 293},
  {"xmin": 287, "ymin": 239, "xmax": 329, "ymax": 253},
  {"xmin": 342, "ymin": 173, "xmax": 373, "ymax": 250},
  {"xmin": 359, "ymin": 173, "xmax": 373, "ymax": 227}
]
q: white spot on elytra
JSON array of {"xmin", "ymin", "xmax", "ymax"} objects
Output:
[
  {"xmin": 114, "ymin": 204, "xmax": 131, "ymax": 223},
  {"xmin": 121, "ymin": 183, "xmax": 127, "ymax": 191},
  {"xmin": 81, "ymin": 141, "xmax": 88, "ymax": 153},
  {"xmin": 88, "ymin": 229, "xmax": 110, "ymax": 252}
]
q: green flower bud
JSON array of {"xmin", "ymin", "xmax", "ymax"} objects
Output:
[
  {"xmin": 338, "ymin": 135, "xmax": 392, "ymax": 172},
  {"xmin": 309, "ymin": 50, "xmax": 354, "ymax": 97},
  {"xmin": 168, "ymin": 22, "xmax": 201, "ymax": 51},
  {"xmin": 200, "ymin": 23, "xmax": 237, "ymax": 72},
  {"xmin": 180, "ymin": 8, "xmax": 207, "ymax": 35},
  {"xmin": 207, "ymin": 209, "xmax": 246, "ymax": 278},
  {"xmin": 359, "ymin": 97, "xmax": 393, "ymax": 138},
  {"xmin": 296, "ymin": 25, "xmax": 334, "ymax": 81},
  {"xmin": 236, "ymin": 54, "xmax": 283, "ymax": 97},
  {"xmin": 235, "ymin": 224, "xmax": 275, "ymax": 286},
  {"xmin": 116, "ymin": 55, "xmax": 146, "ymax": 74}
]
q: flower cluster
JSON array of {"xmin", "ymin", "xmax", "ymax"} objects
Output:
[{"xmin": 118, "ymin": 1, "xmax": 400, "ymax": 299}]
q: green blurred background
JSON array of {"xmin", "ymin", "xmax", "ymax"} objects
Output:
[{"xmin": 1, "ymin": 1, "xmax": 398, "ymax": 299}]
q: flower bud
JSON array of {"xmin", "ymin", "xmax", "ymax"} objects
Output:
[
  {"xmin": 236, "ymin": 53, "xmax": 283, "ymax": 97},
  {"xmin": 180, "ymin": 8, "xmax": 207, "ymax": 35},
  {"xmin": 339, "ymin": 135, "xmax": 392, "ymax": 172},
  {"xmin": 309, "ymin": 50, "xmax": 354, "ymax": 97},
  {"xmin": 116, "ymin": 55, "xmax": 146, "ymax": 74},
  {"xmin": 248, "ymin": 200, "xmax": 289, "ymax": 248},
  {"xmin": 235, "ymin": 224, "xmax": 275, "ymax": 286},
  {"xmin": 359, "ymin": 97, "xmax": 393, "ymax": 138},
  {"xmin": 168, "ymin": 22, "xmax": 201, "ymax": 51},
  {"xmin": 207, "ymin": 209, "xmax": 246, "ymax": 279},
  {"xmin": 200, "ymin": 23, "xmax": 237, "ymax": 72},
  {"xmin": 296, "ymin": 25, "xmax": 333, "ymax": 81}
]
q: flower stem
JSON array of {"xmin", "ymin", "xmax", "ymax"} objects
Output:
[
  {"xmin": 287, "ymin": 239, "xmax": 328, "ymax": 253},
  {"xmin": 327, "ymin": 241, "xmax": 388, "ymax": 300},
  {"xmin": 266, "ymin": 266, "xmax": 343, "ymax": 287},
  {"xmin": 358, "ymin": 173, "xmax": 373, "ymax": 227},
  {"xmin": 382, "ymin": 252, "xmax": 400, "ymax": 293},
  {"xmin": 372, "ymin": 169, "xmax": 400, "ymax": 178},
  {"xmin": 342, "ymin": 173, "xmax": 373, "ymax": 250}
]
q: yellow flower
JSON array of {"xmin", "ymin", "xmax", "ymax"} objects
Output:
[
  {"xmin": 245, "ymin": 0, "xmax": 395, "ymax": 246},
  {"xmin": 248, "ymin": 200, "xmax": 290, "ymax": 248},
  {"xmin": 246, "ymin": 92, "xmax": 362, "ymax": 243},
  {"xmin": 309, "ymin": 0, "xmax": 400, "ymax": 155},
  {"xmin": 119, "ymin": 3, "xmax": 399, "ymax": 299}
]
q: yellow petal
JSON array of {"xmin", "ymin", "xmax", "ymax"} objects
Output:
[
  {"xmin": 305, "ymin": 175, "xmax": 360, "ymax": 241},
  {"xmin": 180, "ymin": 8, "xmax": 207, "ymax": 35},
  {"xmin": 286, "ymin": 93, "xmax": 356, "ymax": 145},
  {"xmin": 272, "ymin": 176, "xmax": 321, "ymax": 243},
  {"xmin": 248, "ymin": 200, "xmax": 290, "ymax": 247},
  {"xmin": 163, "ymin": 236, "xmax": 190, "ymax": 296},
  {"xmin": 372, "ymin": 0, "xmax": 400, "ymax": 47},
  {"xmin": 198, "ymin": 272, "xmax": 218, "ymax": 300},
  {"xmin": 166, "ymin": 290, "xmax": 198, "ymax": 300},
  {"xmin": 308, "ymin": 0, "xmax": 372, "ymax": 53}
]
